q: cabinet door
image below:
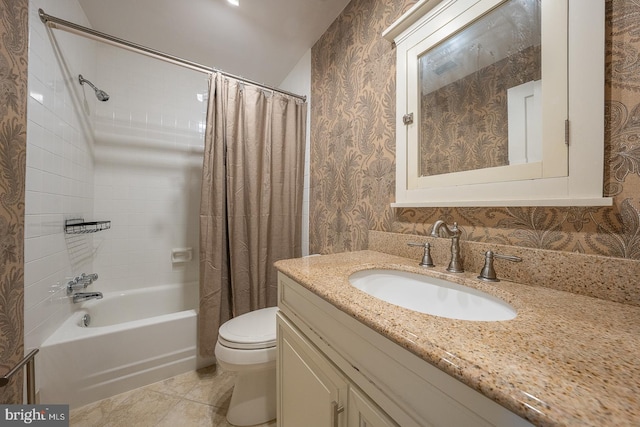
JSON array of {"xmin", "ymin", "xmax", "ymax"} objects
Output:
[
  {"xmin": 277, "ymin": 313, "xmax": 348, "ymax": 427},
  {"xmin": 348, "ymin": 387, "xmax": 399, "ymax": 427}
]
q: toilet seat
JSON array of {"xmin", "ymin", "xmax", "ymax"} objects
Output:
[{"xmin": 218, "ymin": 307, "xmax": 278, "ymax": 350}]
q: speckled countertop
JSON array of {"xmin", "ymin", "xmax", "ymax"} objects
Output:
[{"xmin": 274, "ymin": 250, "xmax": 640, "ymax": 427}]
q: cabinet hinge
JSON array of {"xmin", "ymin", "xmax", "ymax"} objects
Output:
[{"xmin": 565, "ymin": 119, "xmax": 570, "ymax": 145}]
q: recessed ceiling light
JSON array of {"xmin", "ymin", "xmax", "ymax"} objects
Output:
[{"xmin": 227, "ymin": 0, "xmax": 239, "ymax": 6}]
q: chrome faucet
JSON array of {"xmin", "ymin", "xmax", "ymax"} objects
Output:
[
  {"xmin": 80, "ymin": 273, "xmax": 98, "ymax": 285},
  {"xmin": 72, "ymin": 292, "xmax": 103, "ymax": 303},
  {"xmin": 67, "ymin": 273, "xmax": 99, "ymax": 293},
  {"xmin": 430, "ymin": 220, "xmax": 464, "ymax": 273}
]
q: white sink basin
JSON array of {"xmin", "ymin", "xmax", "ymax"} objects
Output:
[{"xmin": 348, "ymin": 269, "xmax": 516, "ymax": 321}]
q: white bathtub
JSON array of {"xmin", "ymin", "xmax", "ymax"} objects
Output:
[{"xmin": 39, "ymin": 282, "xmax": 199, "ymax": 409}]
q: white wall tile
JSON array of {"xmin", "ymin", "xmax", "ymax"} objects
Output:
[
  {"xmin": 25, "ymin": 0, "xmax": 97, "ymax": 351},
  {"xmin": 91, "ymin": 44, "xmax": 208, "ymax": 292}
]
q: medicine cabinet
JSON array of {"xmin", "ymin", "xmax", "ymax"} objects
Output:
[{"xmin": 384, "ymin": 0, "xmax": 611, "ymax": 207}]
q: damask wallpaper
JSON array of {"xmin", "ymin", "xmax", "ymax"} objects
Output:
[
  {"xmin": 310, "ymin": 0, "xmax": 640, "ymax": 261},
  {"xmin": 0, "ymin": 0, "xmax": 27, "ymax": 404}
]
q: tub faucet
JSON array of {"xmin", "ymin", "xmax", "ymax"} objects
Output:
[
  {"xmin": 67, "ymin": 273, "xmax": 99, "ymax": 293},
  {"xmin": 72, "ymin": 292, "xmax": 103, "ymax": 304},
  {"xmin": 430, "ymin": 220, "xmax": 464, "ymax": 273},
  {"xmin": 80, "ymin": 273, "xmax": 99, "ymax": 285}
]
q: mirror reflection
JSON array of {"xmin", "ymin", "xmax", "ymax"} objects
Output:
[{"xmin": 418, "ymin": 0, "xmax": 541, "ymax": 177}]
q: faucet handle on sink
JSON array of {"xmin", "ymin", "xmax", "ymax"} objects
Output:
[
  {"xmin": 478, "ymin": 251, "xmax": 522, "ymax": 282},
  {"xmin": 407, "ymin": 242, "xmax": 435, "ymax": 267}
]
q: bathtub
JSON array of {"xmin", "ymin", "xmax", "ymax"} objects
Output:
[{"xmin": 39, "ymin": 282, "xmax": 199, "ymax": 409}]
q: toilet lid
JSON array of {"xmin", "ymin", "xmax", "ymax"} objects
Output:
[{"xmin": 218, "ymin": 307, "xmax": 278, "ymax": 350}]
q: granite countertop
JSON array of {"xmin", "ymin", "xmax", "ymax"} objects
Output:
[{"xmin": 274, "ymin": 250, "xmax": 640, "ymax": 427}]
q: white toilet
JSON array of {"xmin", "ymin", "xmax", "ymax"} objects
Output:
[{"xmin": 215, "ymin": 306, "xmax": 279, "ymax": 426}]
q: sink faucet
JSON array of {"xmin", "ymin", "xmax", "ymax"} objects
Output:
[
  {"xmin": 407, "ymin": 242, "xmax": 435, "ymax": 267},
  {"xmin": 72, "ymin": 292, "xmax": 103, "ymax": 304},
  {"xmin": 430, "ymin": 220, "xmax": 464, "ymax": 273},
  {"xmin": 478, "ymin": 251, "xmax": 522, "ymax": 282}
]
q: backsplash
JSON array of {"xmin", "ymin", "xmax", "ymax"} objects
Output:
[
  {"xmin": 310, "ymin": 0, "xmax": 640, "ymax": 261},
  {"xmin": 369, "ymin": 230, "xmax": 640, "ymax": 306}
]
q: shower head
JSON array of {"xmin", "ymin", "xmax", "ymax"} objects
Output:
[{"xmin": 78, "ymin": 74, "xmax": 110, "ymax": 102}]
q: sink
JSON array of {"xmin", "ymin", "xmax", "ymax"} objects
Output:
[{"xmin": 348, "ymin": 269, "xmax": 516, "ymax": 321}]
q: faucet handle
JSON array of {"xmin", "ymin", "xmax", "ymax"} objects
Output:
[
  {"xmin": 477, "ymin": 251, "xmax": 522, "ymax": 282},
  {"xmin": 67, "ymin": 278, "xmax": 86, "ymax": 294},
  {"xmin": 79, "ymin": 273, "xmax": 99, "ymax": 285},
  {"xmin": 67, "ymin": 273, "xmax": 99, "ymax": 294},
  {"xmin": 407, "ymin": 242, "xmax": 435, "ymax": 267}
]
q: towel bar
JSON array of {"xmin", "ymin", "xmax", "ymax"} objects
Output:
[{"xmin": 0, "ymin": 348, "xmax": 39, "ymax": 404}]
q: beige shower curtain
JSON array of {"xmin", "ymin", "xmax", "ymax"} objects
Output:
[{"xmin": 199, "ymin": 73, "xmax": 306, "ymax": 358}]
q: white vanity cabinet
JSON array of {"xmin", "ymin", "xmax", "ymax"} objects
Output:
[
  {"xmin": 347, "ymin": 386, "xmax": 399, "ymax": 427},
  {"xmin": 276, "ymin": 272, "xmax": 533, "ymax": 427},
  {"xmin": 277, "ymin": 313, "xmax": 347, "ymax": 426},
  {"xmin": 277, "ymin": 312, "xmax": 397, "ymax": 427}
]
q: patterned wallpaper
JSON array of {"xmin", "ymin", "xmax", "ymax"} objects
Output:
[
  {"xmin": 0, "ymin": 0, "xmax": 27, "ymax": 404},
  {"xmin": 310, "ymin": 0, "xmax": 640, "ymax": 261}
]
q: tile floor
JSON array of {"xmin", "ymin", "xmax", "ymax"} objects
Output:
[{"xmin": 69, "ymin": 365, "xmax": 276, "ymax": 427}]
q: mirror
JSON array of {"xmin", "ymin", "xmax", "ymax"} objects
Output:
[
  {"xmin": 418, "ymin": 0, "xmax": 541, "ymax": 177},
  {"xmin": 384, "ymin": 0, "xmax": 611, "ymax": 207}
]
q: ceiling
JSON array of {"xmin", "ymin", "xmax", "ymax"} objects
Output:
[{"xmin": 76, "ymin": 0, "xmax": 351, "ymax": 86}]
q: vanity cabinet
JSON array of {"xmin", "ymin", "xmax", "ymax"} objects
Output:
[
  {"xmin": 277, "ymin": 312, "xmax": 397, "ymax": 427},
  {"xmin": 276, "ymin": 272, "xmax": 533, "ymax": 427},
  {"xmin": 347, "ymin": 385, "xmax": 399, "ymax": 427},
  {"xmin": 277, "ymin": 312, "xmax": 346, "ymax": 426}
]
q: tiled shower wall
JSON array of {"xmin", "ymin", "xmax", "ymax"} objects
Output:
[
  {"xmin": 25, "ymin": 0, "xmax": 208, "ymax": 351},
  {"xmin": 24, "ymin": 0, "xmax": 97, "ymax": 351},
  {"xmin": 92, "ymin": 45, "xmax": 208, "ymax": 291}
]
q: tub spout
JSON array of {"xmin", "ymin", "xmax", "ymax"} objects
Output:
[{"xmin": 72, "ymin": 292, "xmax": 103, "ymax": 304}]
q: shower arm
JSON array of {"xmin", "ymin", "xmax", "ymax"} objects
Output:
[
  {"xmin": 78, "ymin": 75, "xmax": 97, "ymax": 91},
  {"xmin": 78, "ymin": 74, "xmax": 110, "ymax": 101}
]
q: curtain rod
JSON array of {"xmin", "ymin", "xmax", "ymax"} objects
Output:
[{"xmin": 38, "ymin": 8, "xmax": 307, "ymax": 102}]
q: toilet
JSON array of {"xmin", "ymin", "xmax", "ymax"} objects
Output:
[{"xmin": 215, "ymin": 306, "xmax": 279, "ymax": 426}]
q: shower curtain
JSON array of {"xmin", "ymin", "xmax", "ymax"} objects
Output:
[{"xmin": 198, "ymin": 73, "xmax": 306, "ymax": 358}]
